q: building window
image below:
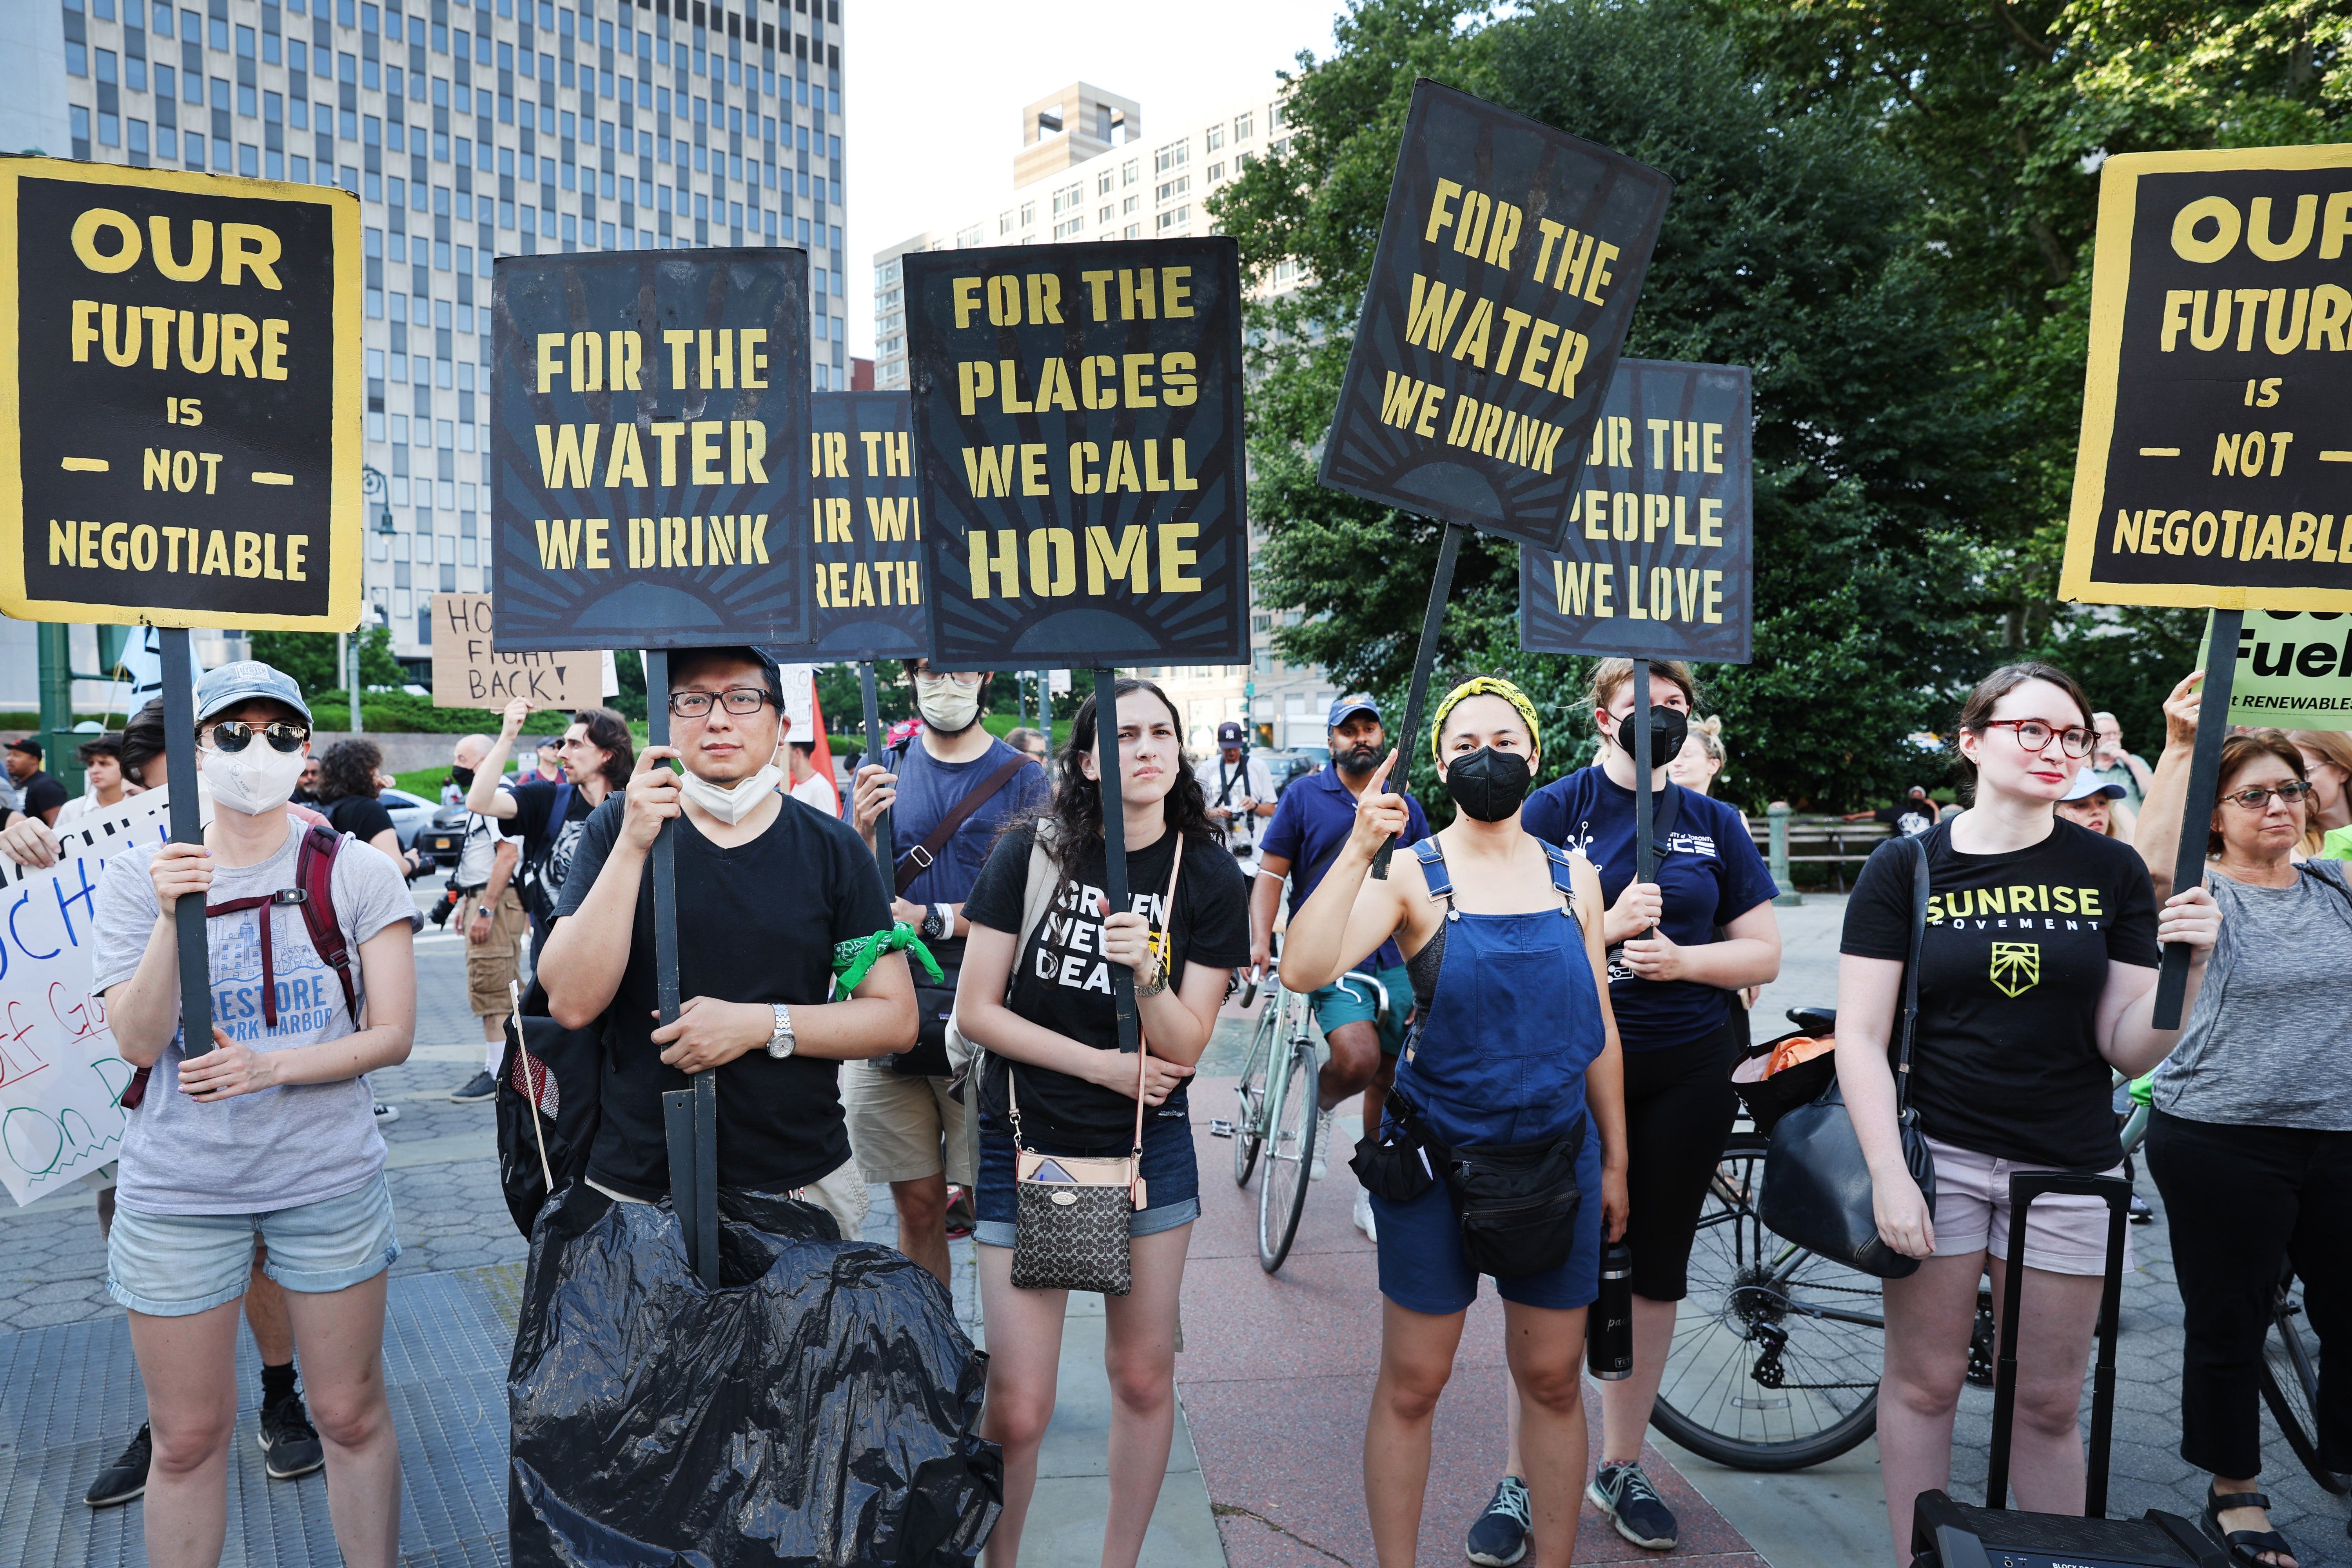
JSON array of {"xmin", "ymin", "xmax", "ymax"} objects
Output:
[
  {"xmin": 1156, "ymin": 205, "xmax": 1187, "ymax": 231},
  {"xmin": 1204, "ymin": 123, "xmax": 1223, "ymax": 153},
  {"xmin": 1053, "ymin": 216, "xmax": 1082, "ymax": 240},
  {"xmin": 71, "ymin": 105, "xmax": 91, "ymax": 158},
  {"xmin": 1156, "ymin": 175, "xmax": 1187, "ymax": 203},
  {"xmin": 1154, "ymin": 140, "xmax": 1187, "ymax": 173},
  {"xmin": 1235, "ymin": 111, "xmax": 1254, "ymax": 141},
  {"xmin": 1017, "ymin": 200, "xmax": 1033, "ymax": 226}
]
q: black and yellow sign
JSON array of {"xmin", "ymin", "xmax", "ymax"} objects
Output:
[
  {"xmin": 1319, "ymin": 80, "xmax": 1672, "ymax": 553},
  {"xmin": 803, "ymin": 390, "xmax": 925, "ymax": 661},
  {"xmin": 902, "ymin": 237, "xmax": 1247, "ymax": 669},
  {"xmin": 491, "ymin": 249, "xmax": 811, "ymax": 652},
  {"xmin": 2063, "ymin": 145, "xmax": 2352, "ymax": 610},
  {"xmin": 1520, "ymin": 360, "xmax": 1751, "ymax": 663},
  {"xmin": 0, "ymin": 158, "xmax": 362, "ymax": 629}
]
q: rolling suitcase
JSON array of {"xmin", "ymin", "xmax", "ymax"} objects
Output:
[{"xmin": 1909, "ymin": 1171, "xmax": 2225, "ymax": 1568}]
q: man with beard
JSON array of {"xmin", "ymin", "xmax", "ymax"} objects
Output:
[
  {"xmin": 847, "ymin": 660, "xmax": 1048, "ymax": 1282},
  {"xmin": 466, "ymin": 704, "xmax": 634, "ymax": 968},
  {"xmin": 1250, "ymin": 694, "xmax": 1429, "ymax": 1237}
]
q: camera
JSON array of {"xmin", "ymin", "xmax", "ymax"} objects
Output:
[{"xmin": 429, "ymin": 880, "xmax": 461, "ymax": 927}]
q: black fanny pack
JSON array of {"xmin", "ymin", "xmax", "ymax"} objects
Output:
[
  {"xmin": 1350, "ymin": 1091, "xmax": 1586, "ymax": 1278},
  {"xmin": 894, "ymin": 941, "xmax": 962, "ymax": 1078}
]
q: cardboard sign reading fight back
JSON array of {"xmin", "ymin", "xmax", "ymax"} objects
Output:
[
  {"xmin": 1519, "ymin": 360, "xmax": 1752, "ymax": 664},
  {"xmin": 491, "ymin": 249, "xmax": 812, "ymax": 651},
  {"xmin": 0, "ymin": 159, "xmax": 363, "ymax": 629},
  {"xmin": 1318, "ymin": 80, "xmax": 1673, "ymax": 552},
  {"xmin": 902, "ymin": 236, "xmax": 1248, "ymax": 668},
  {"xmin": 806, "ymin": 390, "xmax": 926, "ymax": 661},
  {"xmin": 2063, "ymin": 145, "xmax": 2352, "ymax": 610}
]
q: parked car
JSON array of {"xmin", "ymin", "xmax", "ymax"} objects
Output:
[
  {"xmin": 413, "ymin": 801, "xmax": 469, "ymax": 871},
  {"xmin": 379, "ymin": 788, "xmax": 444, "ymax": 870}
]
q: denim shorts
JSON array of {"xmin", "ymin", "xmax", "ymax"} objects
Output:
[
  {"xmin": 973, "ymin": 1107, "xmax": 1200, "ymax": 1249},
  {"xmin": 107, "ymin": 1173, "xmax": 402, "ymax": 1317}
]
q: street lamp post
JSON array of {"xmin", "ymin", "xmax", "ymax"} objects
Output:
[{"xmin": 356, "ymin": 465, "xmax": 393, "ymax": 734}]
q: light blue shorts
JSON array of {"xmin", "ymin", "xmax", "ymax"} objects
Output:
[{"xmin": 107, "ymin": 1173, "xmax": 402, "ymax": 1317}]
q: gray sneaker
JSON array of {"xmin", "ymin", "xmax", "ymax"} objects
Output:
[{"xmin": 1588, "ymin": 1461, "xmax": 1678, "ymax": 1550}]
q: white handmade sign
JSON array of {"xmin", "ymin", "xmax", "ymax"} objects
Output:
[{"xmin": 0, "ymin": 790, "xmax": 175, "ymax": 1207}]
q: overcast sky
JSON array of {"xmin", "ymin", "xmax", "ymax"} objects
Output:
[{"xmin": 838, "ymin": 0, "xmax": 1343, "ymax": 362}]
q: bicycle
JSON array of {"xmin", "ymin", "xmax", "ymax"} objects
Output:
[{"xmin": 1219, "ymin": 960, "xmax": 1390, "ymax": 1274}]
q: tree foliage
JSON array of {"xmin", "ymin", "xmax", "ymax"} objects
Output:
[
  {"xmin": 249, "ymin": 627, "xmax": 405, "ymax": 698},
  {"xmin": 1214, "ymin": 0, "xmax": 2352, "ymax": 808}
]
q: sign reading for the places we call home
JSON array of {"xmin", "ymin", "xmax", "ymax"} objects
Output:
[
  {"xmin": 2064, "ymin": 145, "xmax": 2352, "ymax": 612},
  {"xmin": 0, "ymin": 158, "xmax": 363, "ymax": 628}
]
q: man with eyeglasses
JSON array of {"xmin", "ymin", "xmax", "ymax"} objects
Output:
[
  {"xmin": 465, "ymin": 701, "xmax": 635, "ymax": 967},
  {"xmin": 537, "ymin": 646, "xmax": 916, "ymax": 1240},
  {"xmin": 845, "ymin": 659, "xmax": 1048, "ymax": 1283}
]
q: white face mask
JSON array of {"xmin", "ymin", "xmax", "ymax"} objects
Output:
[
  {"xmin": 199, "ymin": 742, "xmax": 308, "ymax": 816},
  {"xmin": 679, "ymin": 762, "xmax": 782, "ymax": 825},
  {"xmin": 917, "ymin": 684, "xmax": 983, "ymax": 734}
]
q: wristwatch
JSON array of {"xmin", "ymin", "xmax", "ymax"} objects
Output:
[
  {"xmin": 921, "ymin": 903, "xmax": 949, "ymax": 940},
  {"xmin": 765, "ymin": 1002, "xmax": 796, "ymax": 1060}
]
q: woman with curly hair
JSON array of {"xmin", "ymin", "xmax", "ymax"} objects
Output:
[
  {"xmin": 316, "ymin": 739, "xmax": 422, "ymax": 878},
  {"xmin": 953, "ymin": 676, "xmax": 1250, "ymax": 1568}
]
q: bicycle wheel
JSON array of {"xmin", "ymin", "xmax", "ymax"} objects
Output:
[
  {"xmin": 1650, "ymin": 1132, "xmax": 1885, "ymax": 1471},
  {"xmin": 1231, "ymin": 984, "xmax": 1280, "ymax": 1188},
  {"xmin": 2260, "ymin": 1281, "xmax": 2348, "ymax": 1495},
  {"xmin": 1257, "ymin": 1039, "xmax": 1317, "ymax": 1273}
]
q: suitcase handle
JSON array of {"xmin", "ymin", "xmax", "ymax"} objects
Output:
[{"xmin": 1985, "ymin": 1172, "xmax": 2132, "ymax": 1519}]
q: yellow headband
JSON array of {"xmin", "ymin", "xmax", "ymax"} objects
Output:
[{"xmin": 1431, "ymin": 677, "xmax": 1541, "ymax": 763}]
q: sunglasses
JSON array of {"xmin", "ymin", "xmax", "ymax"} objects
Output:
[
  {"xmin": 2220, "ymin": 780, "xmax": 2317, "ymax": 810},
  {"xmin": 202, "ymin": 720, "xmax": 310, "ymax": 755}
]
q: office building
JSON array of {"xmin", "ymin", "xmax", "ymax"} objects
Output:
[{"xmin": 39, "ymin": 0, "xmax": 849, "ymax": 663}]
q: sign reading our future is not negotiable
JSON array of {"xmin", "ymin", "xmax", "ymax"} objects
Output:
[
  {"xmin": 2063, "ymin": 145, "xmax": 2352, "ymax": 612},
  {"xmin": 0, "ymin": 158, "xmax": 362, "ymax": 629}
]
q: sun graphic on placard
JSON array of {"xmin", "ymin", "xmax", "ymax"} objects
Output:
[{"xmin": 1989, "ymin": 942, "xmax": 2041, "ymax": 999}]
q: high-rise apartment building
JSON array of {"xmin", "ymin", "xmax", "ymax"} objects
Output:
[
  {"xmin": 36, "ymin": 0, "xmax": 849, "ymax": 663},
  {"xmin": 873, "ymin": 83, "xmax": 1343, "ymax": 757}
]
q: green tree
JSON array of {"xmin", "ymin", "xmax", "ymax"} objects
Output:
[
  {"xmin": 1216, "ymin": 0, "xmax": 2016, "ymax": 806},
  {"xmin": 248, "ymin": 627, "xmax": 404, "ymax": 698}
]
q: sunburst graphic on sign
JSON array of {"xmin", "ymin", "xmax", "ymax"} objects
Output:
[{"xmin": 1989, "ymin": 942, "xmax": 2040, "ymax": 998}]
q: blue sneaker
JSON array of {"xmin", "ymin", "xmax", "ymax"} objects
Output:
[
  {"xmin": 1464, "ymin": 1474, "xmax": 1530, "ymax": 1566},
  {"xmin": 1588, "ymin": 1461, "xmax": 1678, "ymax": 1550}
]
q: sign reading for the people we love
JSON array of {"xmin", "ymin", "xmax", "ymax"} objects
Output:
[
  {"xmin": 0, "ymin": 791, "xmax": 176, "ymax": 1208},
  {"xmin": 429, "ymin": 593, "xmax": 605, "ymax": 708}
]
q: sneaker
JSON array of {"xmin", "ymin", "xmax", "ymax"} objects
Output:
[
  {"xmin": 84, "ymin": 1424, "xmax": 151, "ymax": 1508},
  {"xmin": 1310, "ymin": 1109, "xmax": 1334, "ymax": 1179},
  {"xmin": 1588, "ymin": 1461, "xmax": 1678, "ymax": 1550},
  {"xmin": 372, "ymin": 1100, "xmax": 400, "ymax": 1124},
  {"xmin": 449, "ymin": 1070, "xmax": 497, "ymax": 1103},
  {"xmin": 2129, "ymin": 1194, "xmax": 2154, "ymax": 1225},
  {"xmin": 1352, "ymin": 1185, "xmax": 1377, "ymax": 1242},
  {"xmin": 1463, "ymin": 1474, "xmax": 1531, "ymax": 1566},
  {"xmin": 258, "ymin": 1392, "xmax": 326, "ymax": 1480},
  {"xmin": 943, "ymin": 1184, "xmax": 976, "ymax": 1240}
]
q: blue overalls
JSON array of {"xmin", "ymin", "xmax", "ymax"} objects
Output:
[{"xmin": 1371, "ymin": 836, "xmax": 1608, "ymax": 1314}]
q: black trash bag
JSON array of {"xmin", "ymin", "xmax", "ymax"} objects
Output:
[
  {"xmin": 509, "ymin": 1183, "xmax": 1002, "ymax": 1567},
  {"xmin": 495, "ymin": 980, "xmax": 606, "ymax": 1239}
]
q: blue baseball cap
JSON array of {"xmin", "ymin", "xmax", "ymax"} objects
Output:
[
  {"xmin": 1327, "ymin": 693, "xmax": 1382, "ymax": 728},
  {"xmin": 194, "ymin": 661, "xmax": 312, "ymax": 726}
]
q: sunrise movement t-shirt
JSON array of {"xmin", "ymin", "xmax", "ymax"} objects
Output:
[
  {"xmin": 964, "ymin": 820, "xmax": 1250, "ymax": 1147},
  {"xmin": 1839, "ymin": 820, "xmax": 2160, "ymax": 1169}
]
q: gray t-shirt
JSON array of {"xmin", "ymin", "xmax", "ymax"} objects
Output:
[
  {"xmin": 2152, "ymin": 860, "xmax": 2352, "ymax": 1129},
  {"xmin": 94, "ymin": 822, "xmax": 423, "ymax": 1215}
]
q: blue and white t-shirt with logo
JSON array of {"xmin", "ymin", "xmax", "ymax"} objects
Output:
[
  {"xmin": 1522, "ymin": 766, "xmax": 1780, "ymax": 1051},
  {"xmin": 93, "ymin": 823, "xmax": 422, "ymax": 1215}
]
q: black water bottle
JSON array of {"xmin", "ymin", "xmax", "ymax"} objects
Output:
[{"xmin": 1588, "ymin": 1241, "xmax": 1633, "ymax": 1380}]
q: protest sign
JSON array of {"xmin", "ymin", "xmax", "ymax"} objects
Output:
[
  {"xmin": 901, "ymin": 236, "xmax": 1248, "ymax": 669},
  {"xmin": 429, "ymin": 593, "xmax": 603, "ymax": 708},
  {"xmin": 0, "ymin": 790, "xmax": 175, "ymax": 1208},
  {"xmin": 1520, "ymin": 360, "xmax": 1752, "ymax": 663},
  {"xmin": 491, "ymin": 249, "xmax": 813, "ymax": 652},
  {"xmin": 807, "ymin": 390, "xmax": 926, "ymax": 660},
  {"xmin": 0, "ymin": 158, "xmax": 363, "ymax": 629},
  {"xmin": 2062, "ymin": 145, "xmax": 2352, "ymax": 612},
  {"xmin": 2194, "ymin": 609, "xmax": 2352, "ymax": 722},
  {"xmin": 1318, "ymin": 79, "xmax": 1673, "ymax": 553}
]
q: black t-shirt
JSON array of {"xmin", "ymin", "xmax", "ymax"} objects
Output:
[
  {"xmin": 1840, "ymin": 820, "xmax": 2159, "ymax": 1168},
  {"xmin": 502, "ymin": 778, "xmax": 599, "ymax": 907},
  {"xmin": 321, "ymin": 793, "xmax": 397, "ymax": 845},
  {"xmin": 964, "ymin": 820, "xmax": 1250, "ymax": 1146},
  {"xmin": 21, "ymin": 769, "xmax": 68, "ymax": 820},
  {"xmin": 1874, "ymin": 802, "xmax": 1936, "ymax": 838},
  {"xmin": 555, "ymin": 794, "xmax": 893, "ymax": 1198}
]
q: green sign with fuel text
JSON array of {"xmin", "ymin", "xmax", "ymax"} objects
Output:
[{"xmin": 2200, "ymin": 609, "xmax": 2352, "ymax": 722}]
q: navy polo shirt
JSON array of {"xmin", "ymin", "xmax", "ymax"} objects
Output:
[
  {"xmin": 1260, "ymin": 766, "xmax": 1430, "ymax": 970},
  {"xmin": 1522, "ymin": 765, "xmax": 1779, "ymax": 1050}
]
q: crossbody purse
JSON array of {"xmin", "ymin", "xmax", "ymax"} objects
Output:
[
  {"xmin": 1006, "ymin": 834, "xmax": 1185, "ymax": 1297},
  {"xmin": 1757, "ymin": 827, "xmax": 1938, "ymax": 1279}
]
